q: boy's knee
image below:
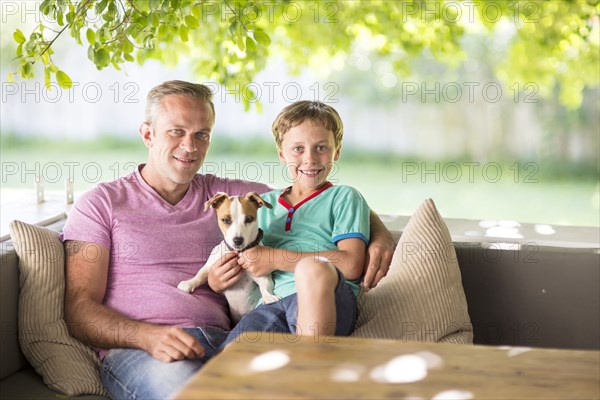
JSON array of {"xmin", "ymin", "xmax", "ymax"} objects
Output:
[{"xmin": 295, "ymin": 257, "xmax": 338, "ymax": 288}]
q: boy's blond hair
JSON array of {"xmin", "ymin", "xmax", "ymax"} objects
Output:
[{"xmin": 271, "ymin": 101, "xmax": 343, "ymax": 150}]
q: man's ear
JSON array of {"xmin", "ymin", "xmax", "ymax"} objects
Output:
[{"xmin": 139, "ymin": 122, "xmax": 153, "ymax": 148}]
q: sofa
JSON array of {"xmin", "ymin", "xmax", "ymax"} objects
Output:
[{"xmin": 1, "ymin": 202, "xmax": 599, "ymax": 398}]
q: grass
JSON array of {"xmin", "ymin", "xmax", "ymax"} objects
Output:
[{"xmin": 1, "ymin": 134, "xmax": 598, "ymax": 227}]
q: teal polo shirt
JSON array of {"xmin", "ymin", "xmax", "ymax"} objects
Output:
[{"xmin": 258, "ymin": 183, "xmax": 370, "ymax": 298}]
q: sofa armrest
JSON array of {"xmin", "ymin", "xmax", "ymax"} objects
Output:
[{"xmin": 0, "ymin": 239, "xmax": 28, "ymax": 380}]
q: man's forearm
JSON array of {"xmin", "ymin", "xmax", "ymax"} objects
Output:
[
  {"xmin": 369, "ymin": 210, "xmax": 395, "ymax": 245},
  {"xmin": 66, "ymin": 298, "xmax": 152, "ymax": 351}
]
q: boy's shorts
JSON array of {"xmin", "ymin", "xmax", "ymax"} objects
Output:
[{"xmin": 221, "ymin": 268, "xmax": 357, "ymax": 348}]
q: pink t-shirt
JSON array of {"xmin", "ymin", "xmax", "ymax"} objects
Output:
[{"xmin": 61, "ymin": 165, "xmax": 269, "ymax": 335}]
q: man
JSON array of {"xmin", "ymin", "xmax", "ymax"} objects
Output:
[{"xmin": 62, "ymin": 80, "xmax": 394, "ymax": 399}]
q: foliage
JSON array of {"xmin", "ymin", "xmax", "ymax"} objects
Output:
[{"xmin": 7, "ymin": 0, "xmax": 600, "ymax": 109}]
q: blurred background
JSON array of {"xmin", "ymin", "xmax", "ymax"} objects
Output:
[{"xmin": 1, "ymin": 1, "xmax": 598, "ymax": 227}]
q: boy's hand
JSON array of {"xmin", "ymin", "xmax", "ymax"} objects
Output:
[
  {"xmin": 363, "ymin": 238, "xmax": 394, "ymax": 291},
  {"xmin": 208, "ymin": 252, "xmax": 242, "ymax": 292},
  {"xmin": 237, "ymin": 246, "xmax": 275, "ymax": 277}
]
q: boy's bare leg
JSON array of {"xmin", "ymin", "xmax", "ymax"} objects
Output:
[{"xmin": 295, "ymin": 257, "xmax": 339, "ymax": 339}]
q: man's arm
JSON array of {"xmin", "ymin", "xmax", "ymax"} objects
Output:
[
  {"xmin": 64, "ymin": 240, "xmax": 204, "ymax": 362},
  {"xmin": 363, "ymin": 210, "xmax": 396, "ymax": 290}
]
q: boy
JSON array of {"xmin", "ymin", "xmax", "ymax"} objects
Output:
[{"xmin": 222, "ymin": 100, "xmax": 370, "ymax": 345}]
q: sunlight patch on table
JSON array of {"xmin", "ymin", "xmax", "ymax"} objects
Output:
[
  {"xmin": 370, "ymin": 355, "xmax": 428, "ymax": 384},
  {"xmin": 432, "ymin": 389, "xmax": 474, "ymax": 399},
  {"xmin": 248, "ymin": 350, "xmax": 290, "ymax": 372}
]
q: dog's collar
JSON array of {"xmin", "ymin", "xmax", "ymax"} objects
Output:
[{"xmin": 225, "ymin": 228, "xmax": 263, "ymax": 252}]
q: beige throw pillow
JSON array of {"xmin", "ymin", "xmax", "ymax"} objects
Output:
[
  {"xmin": 352, "ymin": 199, "xmax": 473, "ymax": 343},
  {"xmin": 9, "ymin": 220, "xmax": 107, "ymax": 396}
]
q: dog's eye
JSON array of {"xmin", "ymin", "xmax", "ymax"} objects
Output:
[
  {"xmin": 244, "ymin": 216, "xmax": 254, "ymax": 224},
  {"xmin": 221, "ymin": 218, "xmax": 232, "ymax": 225}
]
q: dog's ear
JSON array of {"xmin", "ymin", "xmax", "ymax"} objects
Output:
[
  {"xmin": 246, "ymin": 192, "xmax": 273, "ymax": 209},
  {"xmin": 205, "ymin": 192, "xmax": 229, "ymax": 211}
]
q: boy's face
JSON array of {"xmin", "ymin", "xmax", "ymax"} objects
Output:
[{"xmin": 278, "ymin": 120, "xmax": 340, "ymax": 192}]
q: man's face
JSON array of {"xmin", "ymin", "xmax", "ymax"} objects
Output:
[{"xmin": 140, "ymin": 94, "xmax": 213, "ymax": 191}]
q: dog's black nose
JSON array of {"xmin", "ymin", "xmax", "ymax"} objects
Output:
[{"xmin": 233, "ymin": 237, "xmax": 244, "ymax": 247}]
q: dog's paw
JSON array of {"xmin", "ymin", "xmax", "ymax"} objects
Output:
[
  {"xmin": 177, "ymin": 281, "xmax": 195, "ymax": 293},
  {"xmin": 262, "ymin": 293, "xmax": 281, "ymax": 304}
]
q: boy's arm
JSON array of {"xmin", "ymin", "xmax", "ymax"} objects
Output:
[
  {"xmin": 364, "ymin": 210, "xmax": 396, "ymax": 290},
  {"xmin": 237, "ymin": 238, "xmax": 366, "ymax": 281}
]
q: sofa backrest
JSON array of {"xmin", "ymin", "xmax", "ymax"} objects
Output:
[{"xmin": 455, "ymin": 242, "xmax": 600, "ymax": 350}]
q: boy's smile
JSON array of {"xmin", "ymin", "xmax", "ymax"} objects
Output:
[{"xmin": 278, "ymin": 120, "xmax": 340, "ymax": 198}]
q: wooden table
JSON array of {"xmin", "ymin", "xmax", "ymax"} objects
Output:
[{"xmin": 175, "ymin": 333, "xmax": 600, "ymax": 399}]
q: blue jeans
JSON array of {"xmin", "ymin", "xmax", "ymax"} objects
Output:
[
  {"xmin": 100, "ymin": 326, "xmax": 228, "ymax": 400},
  {"xmin": 221, "ymin": 268, "xmax": 357, "ymax": 349}
]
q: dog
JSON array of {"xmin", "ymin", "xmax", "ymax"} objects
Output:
[{"xmin": 177, "ymin": 192, "xmax": 280, "ymax": 323}]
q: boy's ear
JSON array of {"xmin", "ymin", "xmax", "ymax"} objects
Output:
[
  {"xmin": 277, "ymin": 147, "xmax": 286, "ymax": 163},
  {"xmin": 334, "ymin": 144, "xmax": 342, "ymax": 161},
  {"xmin": 139, "ymin": 122, "xmax": 153, "ymax": 148}
]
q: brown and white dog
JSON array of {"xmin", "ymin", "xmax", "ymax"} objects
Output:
[{"xmin": 177, "ymin": 192, "xmax": 279, "ymax": 323}]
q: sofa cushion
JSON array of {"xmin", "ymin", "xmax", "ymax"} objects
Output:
[
  {"xmin": 9, "ymin": 220, "xmax": 106, "ymax": 396},
  {"xmin": 352, "ymin": 198, "xmax": 473, "ymax": 343}
]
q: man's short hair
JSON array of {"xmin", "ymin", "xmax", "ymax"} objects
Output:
[
  {"xmin": 145, "ymin": 80, "xmax": 215, "ymax": 126},
  {"xmin": 271, "ymin": 101, "xmax": 344, "ymax": 150}
]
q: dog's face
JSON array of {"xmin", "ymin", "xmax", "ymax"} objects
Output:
[{"xmin": 205, "ymin": 192, "xmax": 272, "ymax": 250}]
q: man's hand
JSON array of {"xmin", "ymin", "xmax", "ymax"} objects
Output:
[
  {"xmin": 363, "ymin": 239, "xmax": 394, "ymax": 291},
  {"xmin": 207, "ymin": 252, "xmax": 243, "ymax": 293},
  {"xmin": 364, "ymin": 211, "xmax": 396, "ymax": 291},
  {"xmin": 140, "ymin": 325, "xmax": 204, "ymax": 363},
  {"xmin": 237, "ymin": 245, "xmax": 276, "ymax": 277}
]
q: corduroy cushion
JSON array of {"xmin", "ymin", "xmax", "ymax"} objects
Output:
[
  {"xmin": 352, "ymin": 199, "xmax": 473, "ymax": 343},
  {"xmin": 9, "ymin": 220, "xmax": 107, "ymax": 396}
]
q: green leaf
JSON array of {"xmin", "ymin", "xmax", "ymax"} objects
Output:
[
  {"xmin": 148, "ymin": 0, "xmax": 160, "ymax": 11},
  {"xmin": 185, "ymin": 15, "xmax": 199, "ymax": 29},
  {"xmin": 253, "ymin": 29, "xmax": 271, "ymax": 46},
  {"xmin": 158, "ymin": 24, "xmax": 167, "ymax": 37},
  {"xmin": 13, "ymin": 29, "xmax": 26, "ymax": 44},
  {"xmin": 150, "ymin": 12, "xmax": 160, "ymax": 27},
  {"xmin": 56, "ymin": 70, "xmax": 73, "ymax": 89},
  {"xmin": 44, "ymin": 68, "xmax": 52, "ymax": 89},
  {"xmin": 228, "ymin": 21, "xmax": 238, "ymax": 40},
  {"xmin": 179, "ymin": 25, "xmax": 189, "ymax": 42},
  {"xmin": 246, "ymin": 36, "xmax": 256, "ymax": 52},
  {"xmin": 191, "ymin": 5, "xmax": 202, "ymax": 19},
  {"xmin": 94, "ymin": 48, "xmax": 111, "ymax": 67},
  {"xmin": 57, "ymin": 10, "xmax": 64, "ymax": 26},
  {"xmin": 237, "ymin": 33, "xmax": 245, "ymax": 51},
  {"xmin": 86, "ymin": 28, "xmax": 96, "ymax": 45},
  {"xmin": 95, "ymin": 0, "xmax": 108, "ymax": 14},
  {"xmin": 20, "ymin": 62, "xmax": 34, "ymax": 79},
  {"xmin": 7, "ymin": 72, "xmax": 15, "ymax": 83}
]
